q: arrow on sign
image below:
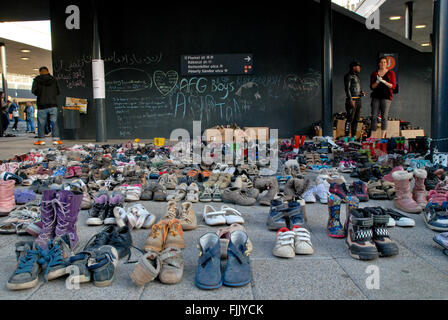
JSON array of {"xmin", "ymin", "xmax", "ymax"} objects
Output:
[{"xmin": 244, "ymin": 56, "xmax": 251, "ymax": 62}]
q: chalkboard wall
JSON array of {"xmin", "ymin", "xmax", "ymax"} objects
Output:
[{"xmin": 50, "ymin": 0, "xmax": 432, "ymax": 140}]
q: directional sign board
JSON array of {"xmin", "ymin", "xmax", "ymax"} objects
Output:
[{"xmin": 181, "ymin": 54, "xmax": 254, "ymax": 76}]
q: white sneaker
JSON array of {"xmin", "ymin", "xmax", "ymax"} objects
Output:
[
  {"xmin": 387, "ymin": 209, "xmax": 415, "ymax": 227},
  {"xmin": 387, "ymin": 217, "xmax": 396, "ymax": 227},
  {"xmin": 314, "ymin": 183, "xmax": 330, "ymax": 204},
  {"xmin": 273, "ymin": 228, "xmax": 295, "ymax": 258},
  {"xmin": 302, "ymin": 187, "xmax": 316, "ymax": 203},
  {"xmin": 292, "ymin": 226, "xmax": 314, "ymax": 255}
]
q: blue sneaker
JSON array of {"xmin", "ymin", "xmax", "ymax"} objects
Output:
[
  {"xmin": 7, "ymin": 241, "xmax": 42, "ymax": 291},
  {"xmin": 287, "ymin": 201, "xmax": 305, "ymax": 228},
  {"xmin": 195, "ymin": 233, "xmax": 222, "ymax": 290},
  {"xmin": 424, "ymin": 203, "xmax": 448, "ymax": 232},
  {"xmin": 38, "ymin": 235, "xmax": 73, "ymax": 281},
  {"xmin": 223, "ymin": 230, "xmax": 251, "ymax": 287}
]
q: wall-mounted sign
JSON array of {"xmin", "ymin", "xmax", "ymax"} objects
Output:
[
  {"xmin": 181, "ymin": 54, "xmax": 254, "ymax": 76},
  {"xmin": 64, "ymin": 97, "xmax": 88, "ymax": 114}
]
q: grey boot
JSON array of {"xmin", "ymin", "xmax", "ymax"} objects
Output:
[{"xmin": 258, "ymin": 177, "xmax": 279, "ymax": 206}]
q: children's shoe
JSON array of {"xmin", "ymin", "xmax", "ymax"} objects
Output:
[
  {"xmin": 164, "ymin": 219, "xmax": 185, "ymax": 250},
  {"xmin": 104, "ymin": 192, "xmax": 124, "ymax": 225},
  {"xmin": 7, "ymin": 241, "xmax": 41, "ymax": 291},
  {"xmin": 385, "ymin": 208, "xmax": 415, "ymax": 227},
  {"xmin": 108, "ymin": 226, "xmax": 133, "ymax": 260},
  {"xmin": 266, "ymin": 199, "xmax": 289, "ymax": 231},
  {"xmin": 195, "ymin": 233, "xmax": 222, "ymax": 290},
  {"xmin": 144, "ymin": 220, "xmax": 168, "ymax": 253},
  {"xmin": 423, "ymin": 203, "xmax": 448, "ymax": 232},
  {"xmin": 130, "ymin": 251, "xmax": 161, "ymax": 286},
  {"xmin": 329, "ymin": 183, "xmax": 350, "ymax": 202},
  {"xmin": 352, "ymin": 181, "xmax": 369, "ymax": 202},
  {"xmin": 433, "ymin": 232, "xmax": 448, "ymax": 250},
  {"xmin": 292, "ymin": 225, "xmax": 314, "ymax": 255},
  {"xmin": 365, "ymin": 207, "xmax": 399, "ymax": 257},
  {"xmin": 272, "ymin": 227, "xmax": 295, "ymax": 258},
  {"xmin": 345, "ymin": 209, "xmax": 379, "ymax": 261},
  {"xmin": 179, "ymin": 202, "xmax": 198, "ymax": 230},
  {"xmin": 158, "ymin": 247, "xmax": 184, "ymax": 284},
  {"xmin": 87, "ymin": 245, "xmax": 119, "ymax": 287},
  {"xmin": 68, "ymin": 251, "xmax": 94, "ymax": 284},
  {"xmin": 302, "ymin": 186, "xmax": 317, "ymax": 203},
  {"xmin": 223, "ymin": 230, "xmax": 251, "ymax": 287},
  {"xmin": 38, "ymin": 234, "xmax": 74, "ymax": 281},
  {"xmin": 314, "ymin": 183, "xmax": 330, "ymax": 204},
  {"xmin": 86, "ymin": 193, "xmax": 109, "ymax": 226},
  {"xmin": 327, "ymin": 195, "xmax": 345, "ymax": 238}
]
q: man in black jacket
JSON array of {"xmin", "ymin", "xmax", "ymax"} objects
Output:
[
  {"xmin": 344, "ymin": 61, "xmax": 366, "ymax": 139},
  {"xmin": 31, "ymin": 66, "xmax": 62, "ymax": 145}
]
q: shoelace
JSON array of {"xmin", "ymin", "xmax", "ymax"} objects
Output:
[
  {"xmin": 14, "ymin": 248, "xmax": 41, "ymax": 275},
  {"xmin": 37, "ymin": 240, "xmax": 64, "ymax": 281},
  {"xmin": 52, "ymin": 198, "xmax": 72, "ymax": 236},
  {"xmin": 38, "ymin": 199, "xmax": 58, "ymax": 237}
]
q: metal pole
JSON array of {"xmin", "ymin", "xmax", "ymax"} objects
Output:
[
  {"xmin": 321, "ymin": 0, "xmax": 334, "ymax": 137},
  {"xmin": 92, "ymin": 2, "xmax": 107, "ymax": 142},
  {"xmin": 432, "ymin": 0, "xmax": 448, "ymax": 152},
  {"xmin": 0, "ymin": 43, "xmax": 8, "ymax": 102},
  {"xmin": 405, "ymin": 2, "xmax": 413, "ymax": 40}
]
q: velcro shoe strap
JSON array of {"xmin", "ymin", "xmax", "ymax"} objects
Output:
[
  {"xmin": 373, "ymin": 215, "xmax": 390, "ymax": 225},
  {"xmin": 198, "ymin": 249, "xmax": 218, "ymax": 266},
  {"xmin": 227, "ymin": 247, "xmax": 247, "ymax": 264},
  {"xmin": 351, "ymin": 216, "xmax": 373, "ymax": 228}
]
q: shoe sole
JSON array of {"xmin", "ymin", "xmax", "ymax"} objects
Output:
[
  {"xmin": 7, "ymin": 277, "xmax": 39, "ymax": 291},
  {"xmin": 195, "ymin": 279, "xmax": 223, "ymax": 290},
  {"xmin": 104, "ymin": 219, "xmax": 116, "ymax": 225},
  {"xmin": 345, "ymin": 243, "xmax": 378, "ymax": 260},
  {"xmin": 394, "ymin": 203, "xmax": 422, "ymax": 214},
  {"xmin": 86, "ymin": 220, "xmax": 104, "ymax": 226},
  {"xmin": 93, "ymin": 275, "xmax": 115, "ymax": 287},
  {"xmin": 223, "ymin": 278, "xmax": 251, "ymax": 287},
  {"xmin": 47, "ymin": 267, "xmax": 68, "ymax": 281},
  {"xmin": 69, "ymin": 274, "xmax": 91, "ymax": 284},
  {"xmin": 327, "ymin": 231, "xmax": 345, "ymax": 238}
]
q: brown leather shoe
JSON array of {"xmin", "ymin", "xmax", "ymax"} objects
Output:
[
  {"xmin": 143, "ymin": 220, "xmax": 168, "ymax": 253},
  {"xmin": 164, "ymin": 219, "xmax": 185, "ymax": 250}
]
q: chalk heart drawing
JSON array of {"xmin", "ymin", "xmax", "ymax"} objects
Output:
[{"xmin": 153, "ymin": 70, "xmax": 179, "ymax": 96}]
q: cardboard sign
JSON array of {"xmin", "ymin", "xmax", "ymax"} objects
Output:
[{"xmin": 65, "ymin": 97, "xmax": 88, "ymax": 114}]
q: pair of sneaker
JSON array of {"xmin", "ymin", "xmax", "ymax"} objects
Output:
[
  {"xmin": 115, "ymin": 184, "xmax": 142, "ymax": 202},
  {"xmin": 7, "ymin": 235, "xmax": 73, "ymax": 290},
  {"xmin": 302, "ymin": 183, "xmax": 330, "ymax": 204},
  {"xmin": 68, "ymin": 245, "xmax": 119, "ymax": 287},
  {"xmin": 114, "ymin": 203, "xmax": 156, "ymax": 231},
  {"xmin": 195, "ymin": 230, "xmax": 251, "ymax": 290},
  {"xmin": 423, "ymin": 202, "xmax": 448, "ymax": 232},
  {"xmin": 273, "ymin": 225, "xmax": 314, "ymax": 258},
  {"xmin": 86, "ymin": 192, "xmax": 124, "ymax": 226},
  {"xmin": 164, "ymin": 201, "xmax": 197, "ymax": 230}
]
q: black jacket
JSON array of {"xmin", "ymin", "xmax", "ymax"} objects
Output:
[
  {"xmin": 32, "ymin": 74, "xmax": 60, "ymax": 109},
  {"xmin": 344, "ymin": 71, "xmax": 362, "ymax": 100}
]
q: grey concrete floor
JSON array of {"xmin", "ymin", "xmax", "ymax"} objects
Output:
[{"xmin": 0, "ymin": 124, "xmax": 447, "ymax": 300}]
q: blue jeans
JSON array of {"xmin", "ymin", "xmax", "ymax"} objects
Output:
[
  {"xmin": 26, "ymin": 118, "xmax": 35, "ymax": 132},
  {"xmin": 37, "ymin": 107, "xmax": 59, "ymax": 139}
]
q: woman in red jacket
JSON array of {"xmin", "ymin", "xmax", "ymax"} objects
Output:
[{"xmin": 369, "ymin": 57, "xmax": 397, "ymax": 139}]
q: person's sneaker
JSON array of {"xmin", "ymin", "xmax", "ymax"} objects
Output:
[
  {"xmin": 385, "ymin": 208, "xmax": 415, "ymax": 227},
  {"xmin": 302, "ymin": 186, "xmax": 317, "ymax": 203},
  {"xmin": 34, "ymin": 141, "xmax": 46, "ymax": 146},
  {"xmin": 87, "ymin": 245, "xmax": 119, "ymax": 287},
  {"xmin": 130, "ymin": 251, "xmax": 161, "ymax": 286},
  {"xmin": 179, "ymin": 202, "xmax": 198, "ymax": 231},
  {"xmin": 53, "ymin": 140, "xmax": 63, "ymax": 146},
  {"xmin": 352, "ymin": 181, "xmax": 369, "ymax": 202},
  {"xmin": 7, "ymin": 241, "xmax": 41, "ymax": 290},
  {"xmin": 423, "ymin": 203, "xmax": 448, "ymax": 232},
  {"xmin": 86, "ymin": 193, "xmax": 109, "ymax": 226},
  {"xmin": 292, "ymin": 225, "xmax": 314, "ymax": 255},
  {"xmin": 365, "ymin": 207, "xmax": 399, "ymax": 257},
  {"xmin": 158, "ymin": 247, "xmax": 184, "ymax": 284},
  {"xmin": 329, "ymin": 183, "xmax": 350, "ymax": 201},
  {"xmin": 272, "ymin": 227, "xmax": 295, "ymax": 258},
  {"xmin": 345, "ymin": 209, "xmax": 379, "ymax": 261},
  {"xmin": 164, "ymin": 219, "xmax": 185, "ymax": 250},
  {"xmin": 38, "ymin": 234, "xmax": 74, "ymax": 281},
  {"xmin": 266, "ymin": 199, "xmax": 289, "ymax": 231},
  {"xmin": 144, "ymin": 220, "xmax": 168, "ymax": 253}
]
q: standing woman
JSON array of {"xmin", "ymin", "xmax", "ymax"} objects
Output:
[{"xmin": 369, "ymin": 57, "xmax": 397, "ymax": 139}]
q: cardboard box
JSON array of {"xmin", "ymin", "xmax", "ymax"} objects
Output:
[
  {"xmin": 385, "ymin": 120, "xmax": 400, "ymax": 138},
  {"xmin": 401, "ymin": 129, "xmax": 425, "ymax": 139},
  {"xmin": 240, "ymin": 127, "xmax": 270, "ymax": 142},
  {"xmin": 334, "ymin": 120, "xmax": 363, "ymax": 139}
]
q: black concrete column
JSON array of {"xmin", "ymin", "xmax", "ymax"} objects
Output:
[
  {"xmin": 321, "ymin": 0, "xmax": 334, "ymax": 137},
  {"xmin": 432, "ymin": 0, "xmax": 448, "ymax": 152},
  {"xmin": 405, "ymin": 1, "xmax": 413, "ymax": 40},
  {"xmin": 92, "ymin": 2, "xmax": 107, "ymax": 142}
]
